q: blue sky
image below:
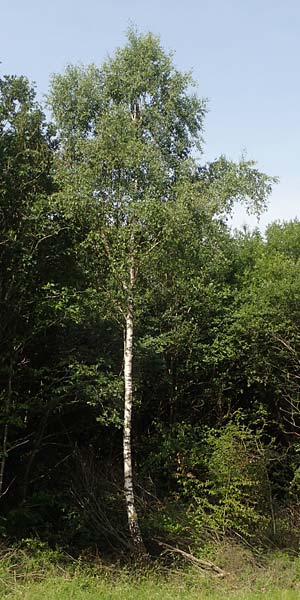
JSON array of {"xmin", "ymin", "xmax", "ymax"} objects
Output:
[{"xmin": 2, "ymin": 0, "xmax": 299, "ymax": 229}]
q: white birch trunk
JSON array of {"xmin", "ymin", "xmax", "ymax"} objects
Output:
[
  {"xmin": 123, "ymin": 264, "xmax": 147, "ymax": 555},
  {"xmin": 123, "ymin": 98, "xmax": 147, "ymax": 554}
]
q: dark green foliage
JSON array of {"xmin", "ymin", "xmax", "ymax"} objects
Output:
[
  {"xmin": 146, "ymin": 421, "xmax": 273, "ymax": 540},
  {"xmin": 2, "ymin": 31, "xmax": 300, "ymax": 556}
]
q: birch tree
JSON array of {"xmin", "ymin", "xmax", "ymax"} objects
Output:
[
  {"xmin": 49, "ymin": 29, "xmax": 274, "ymax": 553},
  {"xmin": 49, "ymin": 29, "xmax": 205, "ymax": 553}
]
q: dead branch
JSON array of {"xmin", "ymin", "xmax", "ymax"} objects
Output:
[{"xmin": 154, "ymin": 539, "xmax": 228, "ymax": 577}]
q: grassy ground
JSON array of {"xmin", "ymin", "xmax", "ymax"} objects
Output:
[
  {"xmin": 1, "ymin": 541, "xmax": 300, "ymax": 599},
  {"xmin": 3, "ymin": 578, "xmax": 300, "ymax": 600}
]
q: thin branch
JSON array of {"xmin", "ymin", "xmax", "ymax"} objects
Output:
[
  {"xmin": 7, "ymin": 438, "xmax": 30, "ymax": 453},
  {"xmin": 32, "ymin": 227, "xmax": 69, "ymax": 252},
  {"xmin": 273, "ymin": 334, "xmax": 300, "ymax": 361},
  {"xmin": 0, "ymin": 476, "xmax": 16, "ymax": 499},
  {"xmin": 154, "ymin": 540, "xmax": 227, "ymax": 577}
]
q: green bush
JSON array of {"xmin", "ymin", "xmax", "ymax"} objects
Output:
[
  {"xmin": 176, "ymin": 423, "xmax": 271, "ymax": 539},
  {"xmin": 143, "ymin": 420, "xmax": 276, "ymax": 543}
]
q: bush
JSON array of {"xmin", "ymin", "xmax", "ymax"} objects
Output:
[{"xmin": 142, "ymin": 420, "xmax": 276, "ymax": 544}]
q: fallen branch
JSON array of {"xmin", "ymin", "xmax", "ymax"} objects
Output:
[{"xmin": 155, "ymin": 539, "xmax": 228, "ymax": 578}]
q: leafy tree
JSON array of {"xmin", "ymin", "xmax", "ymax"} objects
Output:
[
  {"xmin": 49, "ymin": 29, "xmax": 207, "ymax": 553},
  {"xmin": 48, "ymin": 28, "xmax": 275, "ymax": 552}
]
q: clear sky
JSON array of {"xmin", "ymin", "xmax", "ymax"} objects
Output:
[{"xmin": 1, "ymin": 0, "xmax": 299, "ymax": 230}]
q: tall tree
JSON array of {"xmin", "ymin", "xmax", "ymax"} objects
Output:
[{"xmin": 49, "ymin": 29, "xmax": 274, "ymax": 552}]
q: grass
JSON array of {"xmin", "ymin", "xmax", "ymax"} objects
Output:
[
  {"xmin": 1, "ymin": 541, "xmax": 300, "ymax": 599},
  {"xmin": 3, "ymin": 579, "xmax": 300, "ymax": 600}
]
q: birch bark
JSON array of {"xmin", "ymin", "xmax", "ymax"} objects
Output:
[{"xmin": 123, "ymin": 263, "xmax": 147, "ymax": 555}]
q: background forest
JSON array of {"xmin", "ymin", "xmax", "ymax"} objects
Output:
[{"xmin": 1, "ymin": 30, "xmax": 300, "ymax": 559}]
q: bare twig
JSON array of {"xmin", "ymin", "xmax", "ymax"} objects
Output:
[{"xmin": 0, "ymin": 476, "xmax": 16, "ymax": 499}]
